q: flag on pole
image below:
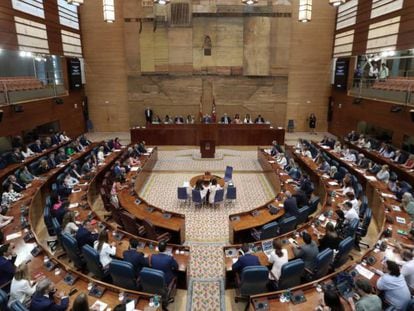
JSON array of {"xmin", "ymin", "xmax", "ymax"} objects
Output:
[{"xmin": 211, "ymin": 97, "xmax": 216, "ymax": 123}]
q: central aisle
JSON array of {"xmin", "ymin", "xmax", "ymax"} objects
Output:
[{"xmin": 139, "ymin": 148, "xmax": 276, "ymax": 311}]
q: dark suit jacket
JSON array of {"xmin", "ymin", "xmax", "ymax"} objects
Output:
[
  {"xmin": 318, "ymin": 234, "xmax": 341, "ymax": 251},
  {"xmin": 221, "ymin": 116, "xmax": 231, "ymax": 124},
  {"xmin": 293, "ymin": 190, "xmax": 308, "ymax": 208},
  {"xmin": 123, "ymin": 249, "xmax": 148, "ymax": 275},
  {"xmin": 284, "ymin": 197, "xmax": 299, "ymax": 218},
  {"xmin": 8, "ymin": 181, "xmax": 25, "ymax": 193},
  {"xmin": 145, "ymin": 109, "xmax": 153, "ymax": 122},
  {"xmin": 232, "ymin": 254, "xmax": 260, "ymax": 274},
  {"xmin": 10, "ymin": 152, "xmax": 24, "ymax": 163},
  {"xmin": 150, "ymin": 253, "xmax": 178, "ymax": 284},
  {"xmin": 48, "ymin": 158, "xmax": 57, "ymax": 169},
  {"xmin": 30, "ymin": 145, "xmax": 43, "ymax": 153},
  {"xmin": 76, "ymin": 226, "xmax": 98, "ymax": 249},
  {"xmin": 0, "ymin": 255, "xmax": 16, "ymax": 288},
  {"xmin": 51, "ymin": 135, "xmax": 60, "ymax": 145},
  {"xmin": 255, "ymin": 117, "xmax": 265, "ymax": 123},
  {"xmin": 300, "ymin": 178, "xmax": 314, "ymax": 196},
  {"xmin": 357, "ymin": 158, "xmax": 370, "ymax": 169},
  {"xmin": 30, "ymin": 292, "xmax": 69, "ymax": 311}
]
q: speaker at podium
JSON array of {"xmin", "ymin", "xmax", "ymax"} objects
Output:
[{"xmin": 200, "ymin": 140, "xmax": 215, "ymax": 158}]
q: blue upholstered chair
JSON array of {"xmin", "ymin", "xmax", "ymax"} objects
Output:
[
  {"xmin": 192, "ymin": 189, "xmax": 203, "ymax": 208},
  {"xmin": 61, "ymin": 233, "xmax": 85, "ymax": 269},
  {"xmin": 308, "ymin": 196, "xmax": 320, "ymax": 215},
  {"xmin": 51, "ymin": 217, "xmax": 62, "ymax": 246},
  {"xmin": 0, "ymin": 289, "xmax": 8, "ymax": 309},
  {"xmin": 235, "ymin": 266, "xmax": 269, "ymax": 309},
  {"xmin": 139, "ymin": 267, "xmax": 176, "ymax": 307},
  {"xmin": 278, "ymin": 216, "xmax": 297, "ymax": 235},
  {"xmin": 43, "ymin": 203, "xmax": 55, "ymax": 236},
  {"xmin": 109, "ymin": 259, "xmax": 138, "ymax": 290},
  {"xmin": 251, "ymin": 221, "xmax": 279, "ymax": 241},
  {"xmin": 296, "ymin": 205, "xmax": 310, "ymax": 225},
  {"xmin": 224, "ymin": 166, "xmax": 233, "ymax": 182},
  {"xmin": 10, "ymin": 301, "xmax": 29, "ymax": 311},
  {"xmin": 225, "ymin": 186, "xmax": 237, "ymax": 206},
  {"xmin": 177, "ymin": 187, "xmax": 189, "ymax": 207},
  {"xmin": 278, "ymin": 259, "xmax": 305, "ymax": 290},
  {"xmin": 81, "ymin": 245, "xmax": 107, "ymax": 280},
  {"xmin": 333, "ymin": 237, "xmax": 354, "ymax": 269},
  {"xmin": 307, "ymin": 248, "xmax": 334, "ymax": 280},
  {"xmin": 213, "ymin": 189, "xmax": 225, "ymax": 207},
  {"xmin": 356, "ymin": 208, "xmax": 372, "ymax": 249}
]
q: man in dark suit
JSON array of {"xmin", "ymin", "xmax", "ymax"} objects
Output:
[
  {"xmin": 51, "ymin": 132, "xmax": 61, "ymax": 146},
  {"xmin": 254, "ymin": 115, "xmax": 265, "ymax": 124},
  {"xmin": 347, "ymin": 131, "xmax": 359, "ymax": 142},
  {"xmin": 30, "ymin": 278, "xmax": 69, "ymax": 311},
  {"xmin": 0, "ymin": 243, "xmax": 16, "ymax": 292},
  {"xmin": 356, "ymin": 154, "xmax": 370, "ymax": 169},
  {"xmin": 220, "ymin": 113, "xmax": 231, "ymax": 124},
  {"xmin": 202, "ymin": 114, "xmax": 212, "ymax": 124},
  {"xmin": 232, "ymin": 244, "xmax": 260, "ymax": 274},
  {"xmin": 145, "ymin": 107, "xmax": 153, "ymax": 124},
  {"xmin": 123, "ymin": 238, "xmax": 148, "ymax": 276},
  {"xmin": 270, "ymin": 140, "xmax": 283, "ymax": 156},
  {"xmin": 283, "ymin": 191, "xmax": 299, "ymax": 218},
  {"xmin": 293, "ymin": 189, "xmax": 308, "ymax": 209},
  {"xmin": 75, "ymin": 220, "xmax": 98, "ymax": 249},
  {"xmin": 47, "ymin": 153, "xmax": 57, "ymax": 169},
  {"xmin": 5, "ymin": 175, "xmax": 25, "ymax": 193},
  {"xmin": 150, "ymin": 241, "xmax": 178, "ymax": 284},
  {"xmin": 392, "ymin": 150, "xmax": 408, "ymax": 165},
  {"xmin": 299, "ymin": 174, "xmax": 314, "ymax": 197},
  {"xmin": 30, "ymin": 140, "xmax": 44, "ymax": 154},
  {"xmin": 137, "ymin": 141, "xmax": 147, "ymax": 153},
  {"xmin": 174, "ymin": 116, "xmax": 184, "ymax": 124}
]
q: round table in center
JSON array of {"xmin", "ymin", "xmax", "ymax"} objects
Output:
[{"xmin": 189, "ymin": 174, "xmax": 225, "ymax": 188}]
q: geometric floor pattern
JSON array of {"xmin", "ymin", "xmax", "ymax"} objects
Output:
[{"xmin": 139, "ymin": 149, "xmax": 277, "ymax": 311}]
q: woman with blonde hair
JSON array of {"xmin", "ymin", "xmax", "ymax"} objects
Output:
[{"xmin": 9, "ymin": 263, "xmax": 36, "ymax": 307}]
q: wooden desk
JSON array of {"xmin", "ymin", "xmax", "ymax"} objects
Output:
[{"xmin": 130, "ymin": 124, "xmax": 285, "ymax": 146}]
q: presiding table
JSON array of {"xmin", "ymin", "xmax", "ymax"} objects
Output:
[{"xmin": 130, "ymin": 124, "xmax": 285, "ymax": 146}]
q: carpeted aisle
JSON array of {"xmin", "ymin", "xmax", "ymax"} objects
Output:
[{"xmin": 139, "ymin": 148, "xmax": 276, "ymax": 311}]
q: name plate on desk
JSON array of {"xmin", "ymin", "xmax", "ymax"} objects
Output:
[
  {"xmin": 163, "ymin": 213, "xmax": 172, "ymax": 219},
  {"xmin": 146, "ymin": 206, "xmax": 155, "ymax": 213},
  {"xmin": 251, "ymin": 210, "xmax": 260, "ymax": 217}
]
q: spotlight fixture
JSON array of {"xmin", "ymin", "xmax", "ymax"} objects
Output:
[
  {"xmin": 329, "ymin": 0, "xmax": 346, "ymax": 6},
  {"xmin": 103, "ymin": 0, "xmax": 115, "ymax": 23},
  {"xmin": 154, "ymin": 0, "xmax": 170, "ymax": 4},
  {"xmin": 299, "ymin": 0, "xmax": 312, "ymax": 23},
  {"xmin": 67, "ymin": 0, "xmax": 84, "ymax": 5},
  {"xmin": 242, "ymin": 0, "xmax": 259, "ymax": 5}
]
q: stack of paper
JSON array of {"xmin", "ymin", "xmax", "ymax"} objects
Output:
[
  {"xmin": 91, "ymin": 300, "xmax": 108, "ymax": 311},
  {"xmin": 355, "ymin": 264, "xmax": 374, "ymax": 280}
]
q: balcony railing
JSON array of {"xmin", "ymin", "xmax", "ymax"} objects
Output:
[{"xmin": 349, "ymin": 77, "xmax": 414, "ymax": 106}]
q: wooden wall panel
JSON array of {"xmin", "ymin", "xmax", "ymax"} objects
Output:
[
  {"xmin": 0, "ymin": 90, "xmax": 86, "ymax": 137},
  {"xmin": 329, "ymin": 89, "xmax": 414, "ymax": 147}
]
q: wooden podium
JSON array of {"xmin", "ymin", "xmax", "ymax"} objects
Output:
[{"xmin": 200, "ymin": 140, "xmax": 215, "ymax": 158}]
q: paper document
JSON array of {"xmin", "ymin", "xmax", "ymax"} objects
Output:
[
  {"xmin": 365, "ymin": 176, "xmax": 377, "ymax": 181},
  {"xmin": 69, "ymin": 203, "xmax": 79, "ymax": 209},
  {"xmin": 328, "ymin": 181, "xmax": 339, "ymax": 186},
  {"xmin": 130, "ymin": 167, "xmax": 140, "ymax": 172},
  {"xmin": 6, "ymin": 232, "xmax": 22, "ymax": 241},
  {"xmin": 355, "ymin": 264, "xmax": 374, "ymax": 280},
  {"xmin": 90, "ymin": 300, "xmax": 108, "ymax": 311}
]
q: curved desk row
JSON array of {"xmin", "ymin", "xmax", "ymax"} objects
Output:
[{"xmin": 246, "ymin": 142, "xmax": 411, "ymax": 310}]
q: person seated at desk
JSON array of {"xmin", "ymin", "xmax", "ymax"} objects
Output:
[
  {"xmin": 94, "ymin": 230, "xmax": 116, "ymax": 269},
  {"xmin": 297, "ymin": 174, "xmax": 314, "ymax": 197},
  {"xmin": 113, "ymin": 161, "xmax": 125, "ymax": 179},
  {"xmin": 113, "ymin": 137, "xmax": 122, "ymax": 149},
  {"xmin": 392, "ymin": 150, "xmax": 407, "ymax": 165},
  {"xmin": 185, "ymin": 114, "xmax": 194, "ymax": 124},
  {"xmin": 10, "ymin": 147, "xmax": 24, "ymax": 163},
  {"xmin": 232, "ymin": 243, "xmax": 261, "ymax": 274},
  {"xmin": 347, "ymin": 278, "xmax": 382, "ymax": 311},
  {"xmin": 55, "ymin": 148, "xmax": 68, "ymax": 164},
  {"xmin": 164, "ymin": 115, "xmax": 173, "ymax": 124},
  {"xmin": 401, "ymin": 250, "xmax": 414, "ymax": 294},
  {"xmin": 376, "ymin": 260, "xmax": 411, "ymax": 311},
  {"xmin": 287, "ymin": 160, "xmax": 302, "ymax": 181},
  {"xmin": 295, "ymin": 138, "xmax": 304, "ymax": 150},
  {"xmin": 5, "ymin": 175, "xmax": 26, "ymax": 193},
  {"xmin": 356, "ymin": 154, "xmax": 370, "ymax": 169},
  {"xmin": 317, "ymin": 159, "xmax": 331, "ymax": 174},
  {"xmin": 110, "ymin": 176, "xmax": 128, "ymax": 209},
  {"xmin": 123, "ymin": 238, "xmax": 148, "ymax": 276},
  {"xmin": 283, "ymin": 191, "xmax": 299, "ymax": 218},
  {"xmin": 76, "ymin": 220, "xmax": 98, "ymax": 249},
  {"xmin": 9, "ymin": 263, "xmax": 36, "ymax": 308},
  {"xmin": 37, "ymin": 160, "xmax": 50, "ymax": 175},
  {"xmin": 293, "ymin": 189, "xmax": 308, "ymax": 208},
  {"xmin": 243, "ymin": 114, "xmax": 253, "ymax": 124},
  {"xmin": 149, "ymin": 241, "xmax": 178, "ymax": 285},
  {"xmin": 301, "ymin": 146, "xmax": 313, "ymax": 159},
  {"xmin": 293, "ymin": 232, "xmax": 319, "ymax": 270},
  {"xmin": 270, "ymin": 140, "xmax": 283, "ymax": 156},
  {"xmin": 317, "ymin": 222, "xmax": 341, "ymax": 251},
  {"xmin": 42, "ymin": 137, "xmax": 52, "ymax": 150},
  {"xmin": 64, "ymin": 173, "xmax": 79, "ymax": 188},
  {"xmin": 194, "ymin": 179, "xmax": 208, "ymax": 201},
  {"xmin": 342, "ymin": 148, "xmax": 357, "ymax": 163},
  {"xmin": 1, "ymin": 184, "xmax": 22, "ymax": 213},
  {"xmin": 152, "ymin": 115, "xmax": 162, "ymax": 124},
  {"xmin": 402, "ymin": 154, "xmax": 414, "ymax": 169},
  {"xmin": 81, "ymin": 158, "xmax": 94, "ymax": 177},
  {"xmin": 50, "ymin": 194, "xmax": 67, "ymax": 224},
  {"xmin": 46, "ymin": 153, "xmax": 56, "ymax": 170},
  {"xmin": 208, "ymin": 179, "xmax": 222, "ymax": 205},
  {"xmin": 11, "ymin": 136, "xmax": 23, "ymax": 149},
  {"xmin": 174, "ymin": 115, "xmax": 184, "ymax": 124},
  {"xmin": 59, "ymin": 131, "xmax": 70, "ymax": 142},
  {"xmin": 30, "ymin": 278, "xmax": 69, "ymax": 311},
  {"xmin": 96, "ymin": 146, "xmax": 105, "ymax": 164},
  {"xmin": 333, "ymin": 141, "xmax": 342, "ymax": 153},
  {"xmin": 329, "ymin": 166, "xmax": 341, "ymax": 181},
  {"xmin": 268, "ymin": 239, "xmax": 288, "ymax": 290},
  {"xmin": 62, "ymin": 211, "xmax": 79, "ymax": 236},
  {"xmin": 376, "ymin": 164, "xmax": 390, "ymax": 183},
  {"xmin": 79, "ymin": 134, "xmax": 91, "ymax": 147},
  {"xmin": 356, "ymin": 135, "xmax": 366, "ymax": 148},
  {"xmin": 30, "ymin": 139, "xmax": 44, "ymax": 154},
  {"xmin": 401, "ymin": 192, "xmax": 414, "ymax": 221},
  {"xmin": 255, "ymin": 114, "xmax": 265, "ymax": 124},
  {"xmin": 344, "ymin": 192, "xmax": 360, "ymax": 214},
  {"xmin": 220, "ymin": 113, "xmax": 231, "ymax": 124},
  {"xmin": 19, "ymin": 166, "xmax": 36, "ymax": 185},
  {"xmin": 275, "ymin": 153, "xmax": 287, "ymax": 168},
  {"xmin": 72, "ymin": 293, "xmax": 90, "ymax": 311},
  {"xmin": 232, "ymin": 114, "xmax": 241, "ymax": 124},
  {"xmin": 202, "ymin": 114, "xmax": 212, "ymax": 124},
  {"xmin": 341, "ymin": 201, "xmax": 359, "ymax": 223},
  {"xmin": 21, "ymin": 145, "xmax": 35, "ymax": 159},
  {"xmin": 381, "ymin": 145, "xmax": 395, "ymax": 159},
  {"xmin": 0, "ymin": 243, "xmax": 17, "ymax": 292},
  {"xmin": 347, "ymin": 130, "xmax": 359, "ymax": 142}
]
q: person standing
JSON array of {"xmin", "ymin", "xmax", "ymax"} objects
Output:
[
  {"xmin": 308, "ymin": 113, "xmax": 317, "ymax": 135},
  {"xmin": 144, "ymin": 107, "xmax": 153, "ymax": 124}
]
